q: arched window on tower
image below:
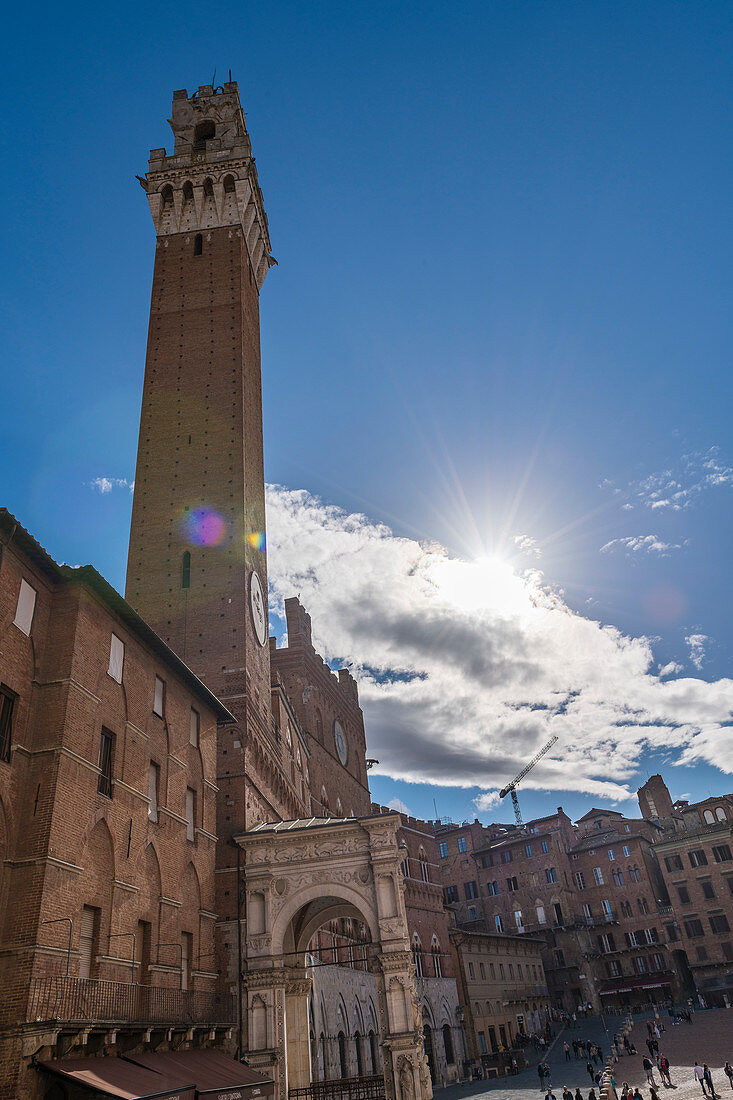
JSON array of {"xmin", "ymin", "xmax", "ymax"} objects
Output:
[
  {"xmin": 181, "ymin": 550, "xmax": 191, "ymax": 589},
  {"xmin": 223, "ymin": 174, "xmax": 236, "ymax": 193},
  {"xmin": 161, "ymin": 184, "xmax": 173, "ymax": 209},
  {"xmin": 194, "ymin": 234, "xmax": 203, "ymax": 256}
]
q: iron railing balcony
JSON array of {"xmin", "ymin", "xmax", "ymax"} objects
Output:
[
  {"xmin": 27, "ymin": 975, "xmax": 235, "ymax": 1027},
  {"xmin": 573, "ymin": 911, "xmax": 617, "ymax": 928}
]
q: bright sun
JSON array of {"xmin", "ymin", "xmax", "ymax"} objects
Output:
[{"xmin": 428, "ymin": 554, "xmax": 531, "ymax": 617}]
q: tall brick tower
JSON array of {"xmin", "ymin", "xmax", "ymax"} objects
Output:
[{"xmin": 126, "ymin": 85, "xmax": 303, "ymax": 982}]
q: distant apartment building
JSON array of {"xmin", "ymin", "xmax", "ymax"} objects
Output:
[
  {"xmin": 640, "ymin": 776, "xmax": 733, "ymax": 1004},
  {"xmin": 434, "ymin": 802, "xmax": 682, "ymax": 1013},
  {"xmin": 449, "ymin": 928, "xmax": 548, "ymax": 1074}
]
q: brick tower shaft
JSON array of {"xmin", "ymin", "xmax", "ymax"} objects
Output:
[{"xmin": 125, "ymin": 85, "xmax": 304, "ymax": 991}]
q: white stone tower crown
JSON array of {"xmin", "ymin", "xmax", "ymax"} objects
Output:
[{"xmin": 143, "ymin": 82, "xmax": 275, "ymax": 290}]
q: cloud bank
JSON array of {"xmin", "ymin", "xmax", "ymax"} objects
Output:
[{"xmin": 266, "ymin": 485, "xmax": 733, "ymax": 804}]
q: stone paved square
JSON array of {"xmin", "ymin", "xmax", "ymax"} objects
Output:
[{"xmin": 437, "ymin": 1011, "xmax": 733, "ymax": 1100}]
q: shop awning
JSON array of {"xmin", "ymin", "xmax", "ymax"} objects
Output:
[
  {"xmin": 40, "ymin": 1056, "xmax": 195, "ymax": 1100},
  {"xmin": 125, "ymin": 1050, "xmax": 275, "ymax": 1100},
  {"xmin": 598, "ymin": 973, "xmax": 673, "ymax": 996}
]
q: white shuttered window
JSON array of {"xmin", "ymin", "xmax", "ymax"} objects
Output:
[
  {"xmin": 108, "ymin": 634, "xmax": 124, "ymax": 683},
  {"xmin": 78, "ymin": 906, "xmax": 98, "ymax": 979},
  {"xmin": 14, "ymin": 579, "xmax": 36, "ymax": 636}
]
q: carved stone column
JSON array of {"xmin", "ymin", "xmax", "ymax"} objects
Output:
[{"xmin": 284, "ymin": 971, "xmax": 313, "ymax": 1092}]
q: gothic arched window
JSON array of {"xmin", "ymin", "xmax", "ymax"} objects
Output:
[{"xmin": 181, "ymin": 550, "xmax": 191, "ymax": 589}]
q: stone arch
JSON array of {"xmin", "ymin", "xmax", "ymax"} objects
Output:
[
  {"xmin": 239, "ymin": 815, "xmax": 431, "ymax": 1100},
  {"xmin": 272, "ymin": 882, "xmax": 379, "ymax": 959},
  {"xmin": 335, "ymin": 993, "xmax": 350, "ymax": 1036},
  {"xmin": 180, "ymin": 180, "xmax": 196, "ymax": 231},
  {"xmin": 78, "ymin": 817, "xmax": 115, "ymax": 972},
  {"xmin": 181, "ymin": 860, "xmax": 201, "ymax": 955}
]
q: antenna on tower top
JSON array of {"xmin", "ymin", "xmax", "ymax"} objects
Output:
[
  {"xmin": 229, "ymin": 69, "xmax": 232, "ymax": 83},
  {"xmin": 212, "ymin": 68, "xmax": 216, "ymax": 88}
]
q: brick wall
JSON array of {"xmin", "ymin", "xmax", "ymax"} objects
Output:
[{"xmin": 0, "ymin": 516, "xmax": 228, "ymax": 1097}]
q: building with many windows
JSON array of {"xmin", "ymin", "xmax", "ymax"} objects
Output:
[
  {"xmin": 449, "ymin": 929, "xmax": 548, "ymax": 1075},
  {"xmin": 641, "ymin": 777, "xmax": 733, "ymax": 1003},
  {"xmin": 0, "ymin": 510, "xmax": 236, "ymax": 1098}
]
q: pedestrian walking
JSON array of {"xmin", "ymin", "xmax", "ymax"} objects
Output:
[
  {"xmin": 587, "ymin": 1062, "xmax": 596, "ymax": 1084},
  {"xmin": 650, "ymin": 1087, "xmax": 662, "ymax": 1100},
  {"xmin": 633, "ymin": 1089, "xmax": 643, "ymax": 1100},
  {"xmin": 565, "ymin": 1043, "xmax": 572, "ymax": 1062},
  {"xmin": 659, "ymin": 1055, "xmax": 672, "ymax": 1086},
  {"xmin": 724, "ymin": 1063, "xmax": 733, "ymax": 1091},
  {"xmin": 575, "ymin": 1088, "xmax": 584, "ymax": 1100},
  {"xmin": 538, "ymin": 1062, "xmax": 546, "ymax": 1091},
  {"xmin": 588, "ymin": 1090, "xmax": 597, "ymax": 1100},
  {"xmin": 703, "ymin": 1065, "xmax": 719, "ymax": 1099},
  {"xmin": 695, "ymin": 1063, "xmax": 709, "ymax": 1096},
  {"xmin": 643, "ymin": 1056, "xmax": 658, "ymax": 1086},
  {"xmin": 545, "ymin": 1091, "xmax": 556, "ymax": 1100},
  {"xmin": 563, "ymin": 1086, "xmax": 573, "ymax": 1100}
]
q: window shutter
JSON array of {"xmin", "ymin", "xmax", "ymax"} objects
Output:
[
  {"xmin": 79, "ymin": 906, "xmax": 97, "ymax": 979},
  {"xmin": 108, "ymin": 635, "xmax": 124, "ymax": 683},
  {"xmin": 14, "ymin": 579, "xmax": 37, "ymax": 636},
  {"xmin": 186, "ymin": 788, "xmax": 195, "ymax": 841}
]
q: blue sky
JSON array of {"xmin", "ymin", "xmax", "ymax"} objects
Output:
[{"xmin": 3, "ymin": 1, "xmax": 733, "ymax": 827}]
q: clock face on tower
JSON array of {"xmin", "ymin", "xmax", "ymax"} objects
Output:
[
  {"xmin": 333, "ymin": 719, "xmax": 348, "ymax": 766},
  {"xmin": 249, "ymin": 570, "xmax": 268, "ymax": 647}
]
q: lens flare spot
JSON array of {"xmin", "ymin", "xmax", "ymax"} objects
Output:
[
  {"xmin": 247, "ymin": 530, "xmax": 267, "ymax": 552},
  {"xmin": 183, "ymin": 507, "xmax": 226, "ymax": 546}
]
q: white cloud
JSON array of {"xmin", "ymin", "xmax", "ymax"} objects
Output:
[
  {"xmin": 90, "ymin": 476, "xmax": 134, "ymax": 494},
  {"xmin": 659, "ymin": 661, "xmax": 683, "ymax": 677},
  {"xmin": 385, "ymin": 797, "xmax": 414, "ymax": 816},
  {"xmin": 618, "ymin": 447, "xmax": 733, "ymax": 511},
  {"xmin": 473, "ymin": 790, "xmax": 502, "ymax": 811},
  {"xmin": 600, "ymin": 534, "xmax": 684, "ymax": 558},
  {"xmin": 513, "ymin": 534, "xmax": 541, "ymax": 558},
  {"xmin": 266, "ymin": 485, "xmax": 733, "ymax": 803},
  {"xmin": 686, "ymin": 634, "xmax": 708, "ymax": 671}
]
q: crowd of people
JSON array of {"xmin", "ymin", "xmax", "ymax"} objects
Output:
[{"xmin": 537, "ymin": 1015, "xmax": 733, "ymax": 1100}]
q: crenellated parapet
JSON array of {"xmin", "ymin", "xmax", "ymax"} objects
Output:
[{"xmin": 141, "ymin": 82, "xmax": 275, "ymax": 290}]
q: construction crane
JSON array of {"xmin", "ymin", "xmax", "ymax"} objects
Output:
[{"xmin": 499, "ymin": 736, "xmax": 559, "ymax": 827}]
